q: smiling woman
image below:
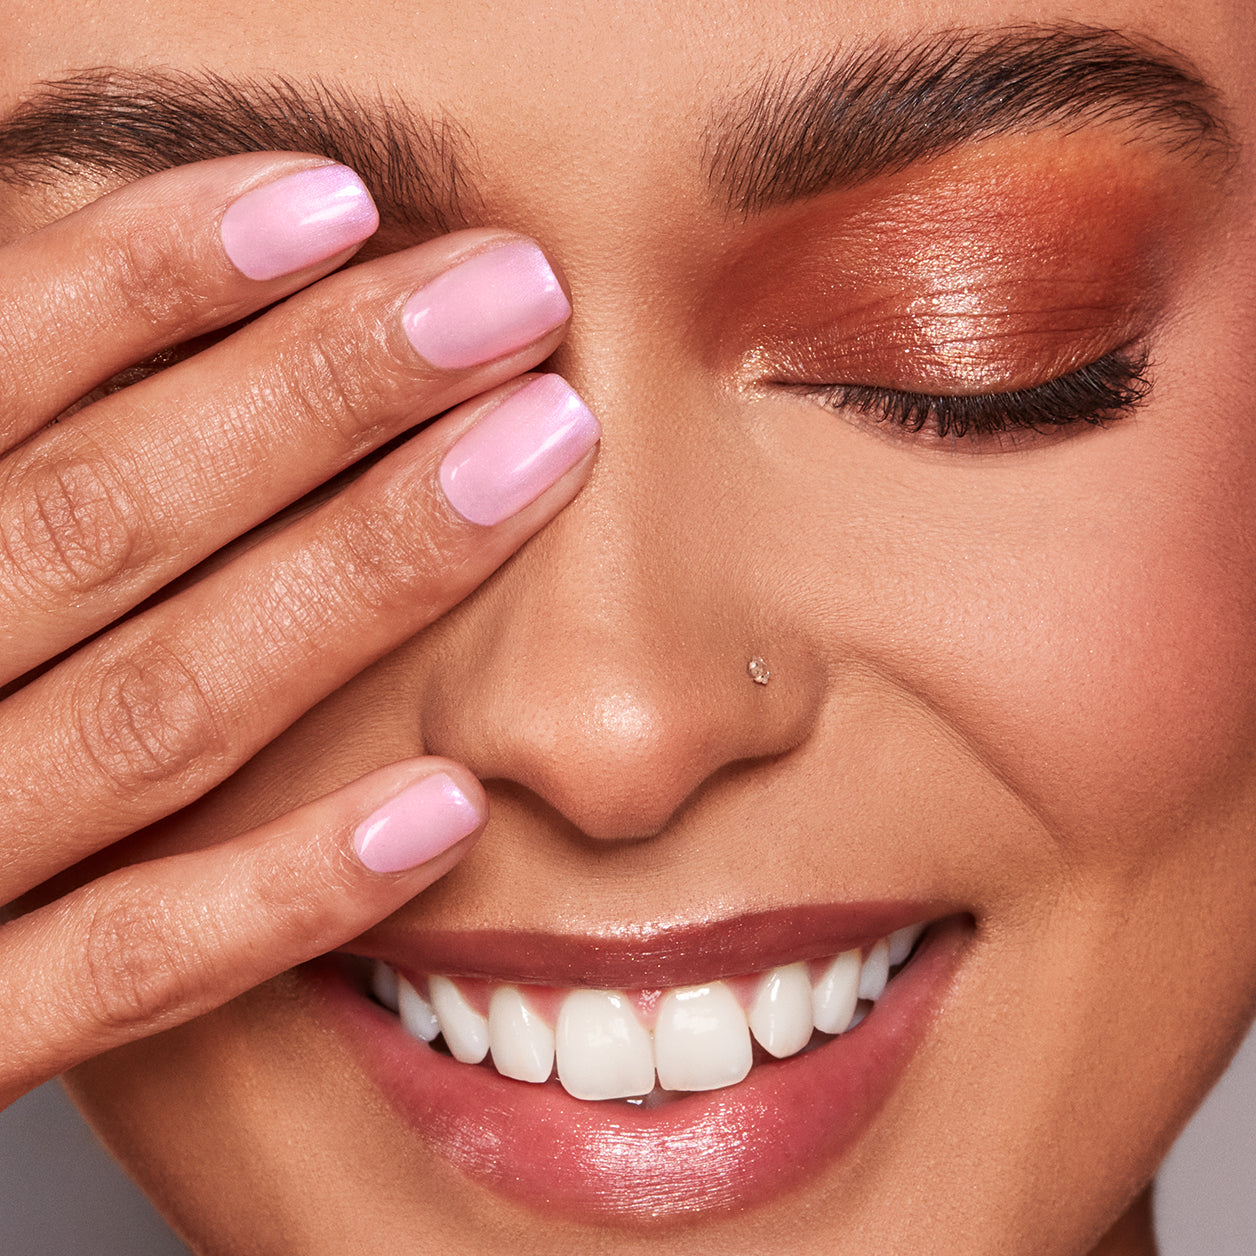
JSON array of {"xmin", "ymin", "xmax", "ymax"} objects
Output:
[{"xmin": 0, "ymin": 2, "xmax": 1253, "ymax": 1254}]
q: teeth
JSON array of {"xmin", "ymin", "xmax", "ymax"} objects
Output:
[
  {"xmin": 812, "ymin": 949, "xmax": 861, "ymax": 1034},
  {"xmin": 655, "ymin": 983, "xmax": 753, "ymax": 1092},
  {"xmin": 858, "ymin": 939, "xmax": 891, "ymax": 1002},
  {"xmin": 488, "ymin": 986, "xmax": 554, "ymax": 1083},
  {"xmin": 556, "ymin": 989, "xmax": 655, "ymax": 1101},
  {"xmin": 429, "ymin": 975, "xmax": 489, "ymax": 1063},
  {"xmin": 398, "ymin": 977, "xmax": 439, "ymax": 1042},
  {"xmin": 373, "ymin": 920, "xmax": 929, "ymax": 1100},
  {"xmin": 748, "ymin": 963, "xmax": 814, "ymax": 1059},
  {"xmin": 888, "ymin": 922, "xmax": 926, "ymax": 966},
  {"xmin": 371, "ymin": 959, "xmax": 400, "ymax": 1012}
]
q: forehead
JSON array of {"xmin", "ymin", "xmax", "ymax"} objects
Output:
[{"xmin": 2, "ymin": 0, "xmax": 1249, "ymax": 135}]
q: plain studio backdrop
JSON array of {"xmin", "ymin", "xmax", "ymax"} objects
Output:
[{"xmin": 1, "ymin": 1017, "xmax": 1254, "ymax": 1254}]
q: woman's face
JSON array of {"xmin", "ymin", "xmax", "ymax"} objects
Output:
[{"xmin": 6, "ymin": 0, "xmax": 1256, "ymax": 1251}]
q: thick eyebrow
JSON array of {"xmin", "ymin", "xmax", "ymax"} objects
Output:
[
  {"xmin": 707, "ymin": 25, "xmax": 1237, "ymax": 215},
  {"xmin": 0, "ymin": 68, "xmax": 481, "ymax": 233}
]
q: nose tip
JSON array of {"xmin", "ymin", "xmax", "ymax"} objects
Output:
[
  {"xmin": 412, "ymin": 378, "xmax": 827, "ymax": 847},
  {"xmin": 504, "ymin": 685, "xmax": 721, "ymax": 843},
  {"xmin": 421, "ymin": 622, "xmax": 816, "ymax": 845}
]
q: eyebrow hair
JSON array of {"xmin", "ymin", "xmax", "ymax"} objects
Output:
[
  {"xmin": 707, "ymin": 25, "xmax": 1236, "ymax": 215},
  {"xmin": 0, "ymin": 29, "xmax": 1233, "ymax": 235},
  {"xmin": 0, "ymin": 68, "xmax": 481, "ymax": 233}
]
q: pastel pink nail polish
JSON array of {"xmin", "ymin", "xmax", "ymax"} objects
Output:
[
  {"xmin": 402, "ymin": 241, "xmax": 571, "ymax": 370},
  {"xmin": 220, "ymin": 165, "xmax": 379, "ymax": 281},
  {"xmin": 439, "ymin": 375, "xmax": 600, "ymax": 526},
  {"xmin": 353, "ymin": 773, "xmax": 483, "ymax": 874}
]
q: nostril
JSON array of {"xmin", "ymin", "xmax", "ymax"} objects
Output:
[
  {"xmin": 420, "ymin": 632, "xmax": 824, "ymax": 844},
  {"xmin": 411, "ymin": 482, "xmax": 827, "ymax": 845}
]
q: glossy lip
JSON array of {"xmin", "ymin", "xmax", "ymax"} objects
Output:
[
  {"xmin": 313, "ymin": 910, "xmax": 970, "ymax": 1224},
  {"xmin": 343, "ymin": 901, "xmax": 946, "ymax": 986}
]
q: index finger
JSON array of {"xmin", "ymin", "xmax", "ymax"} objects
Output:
[{"xmin": 0, "ymin": 153, "xmax": 380, "ymax": 448}]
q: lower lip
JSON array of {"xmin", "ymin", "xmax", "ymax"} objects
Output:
[{"xmin": 313, "ymin": 918, "xmax": 968, "ymax": 1224}]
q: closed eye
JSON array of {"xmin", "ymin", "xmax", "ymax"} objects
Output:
[{"xmin": 793, "ymin": 347, "xmax": 1152, "ymax": 445}]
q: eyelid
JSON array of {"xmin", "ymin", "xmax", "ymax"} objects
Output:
[{"xmin": 786, "ymin": 347, "xmax": 1152, "ymax": 450}]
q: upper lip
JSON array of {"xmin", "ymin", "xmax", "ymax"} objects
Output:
[{"xmin": 345, "ymin": 901, "xmax": 949, "ymax": 988}]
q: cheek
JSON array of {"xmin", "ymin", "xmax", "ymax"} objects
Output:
[
  {"xmin": 948, "ymin": 481, "xmax": 1256, "ymax": 849},
  {"xmin": 766, "ymin": 399, "xmax": 1256, "ymax": 863}
]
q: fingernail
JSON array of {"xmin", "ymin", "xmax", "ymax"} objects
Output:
[
  {"xmin": 221, "ymin": 165, "xmax": 379, "ymax": 281},
  {"xmin": 440, "ymin": 375, "xmax": 600, "ymax": 526},
  {"xmin": 403, "ymin": 240, "xmax": 571, "ymax": 370},
  {"xmin": 353, "ymin": 773, "xmax": 483, "ymax": 874}
]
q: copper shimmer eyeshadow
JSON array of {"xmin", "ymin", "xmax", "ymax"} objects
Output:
[{"xmin": 704, "ymin": 134, "xmax": 1213, "ymax": 395}]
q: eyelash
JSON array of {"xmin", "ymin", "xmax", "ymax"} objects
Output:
[{"xmin": 798, "ymin": 348, "xmax": 1152, "ymax": 441}]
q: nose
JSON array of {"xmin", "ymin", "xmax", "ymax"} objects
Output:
[{"xmin": 415, "ymin": 375, "xmax": 825, "ymax": 844}]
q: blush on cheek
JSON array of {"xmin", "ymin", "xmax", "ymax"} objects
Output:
[
  {"xmin": 1011, "ymin": 564, "xmax": 1256, "ymax": 845},
  {"xmin": 901, "ymin": 452, "xmax": 1256, "ymax": 856},
  {"xmin": 765, "ymin": 340, "xmax": 1256, "ymax": 866}
]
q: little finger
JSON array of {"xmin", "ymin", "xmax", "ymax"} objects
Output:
[{"xmin": 0, "ymin": 759, "xmax": 484, "ymax": 1108}]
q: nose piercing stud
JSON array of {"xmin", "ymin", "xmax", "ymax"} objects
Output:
[{"xmin": 747, "ymin": 657, "xmax": 770, "ymax": 686}]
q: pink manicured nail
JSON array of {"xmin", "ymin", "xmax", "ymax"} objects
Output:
[
  {"xmin": 353, "ymin": 773, "xmax": 483, "ymax": 874},
  {"xmin": 402, "ymin": 241, "xmax": 571, "ymax": 370},
  {"xmin": 440, "ymin": 375, "xmax": 600, "ymax": 526},
  {"xmin": 221, "ymin": 165, "xmax": 379, "ymax": 281}
]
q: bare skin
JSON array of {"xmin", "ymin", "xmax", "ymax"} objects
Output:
[{"xmin": 1, "ymin": 0, "xmax": 1254, "ymax": 1253}]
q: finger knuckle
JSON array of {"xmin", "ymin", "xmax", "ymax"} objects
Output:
[
  {"xmin": 98, "ymin": 219, "xmax": 218, "ymax": 332},
  {"xmin": 325, "ymin": 485, "xmax": 449, "ymax": 612},
  {"xmin": 250, "ymin": 847, "xmax": 359, "ymax": 948},
  {"xmin": 79, "ymin": 887, "xmax": 201, "ymax": 1034},
  {"xmin": 271, "ymin": 313, "xmax": 394, "ymax": 448},
  {"xmin": 0, "ymin": 448, "xmax": 153, "ymax": 602},
  {"xmin": 71, "ymin": 642, "xmax": 228, "ymax": 797}
]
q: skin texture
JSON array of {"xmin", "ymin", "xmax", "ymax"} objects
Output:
[{"xmin": 1, "ymin": 0, "xmax": 1255, "ymax": 1253}]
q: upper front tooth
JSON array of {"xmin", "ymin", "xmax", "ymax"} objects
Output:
[
  {"xmin": 858, "ymin": 939, "xmax": 891, "ymax": 1001},
  {"xmin": 748, "ymin": 963, "xmax": 814, "ymax": 1059},
  {"xmin": 556, "ymin": 990, "xmax": 655, "ymax": 1101},
  {"xmin": 488, "ymin": 986, "xmax": 554, "ymax": 1084},
  {"xmin": 654, "ymin": 982, "xmax": 753, "ymax": 1092},
  {"xmin": 429, "ymin": 976, "xmax": 489, "ymax": 1063},
  {"xmin": 888, "ymin": 922, "xmax": 926, "ymax": 967},
  {"xmin": 398, "ymin": 976, "xmax": 440, "ymax": 1042},
  {"xmin": 408, "ymin": 933, "xmax": 912, "ymax": 1097},
  {"xmin": 812, "ymin": 949, "xmax": 860, "ymax": 1033}
]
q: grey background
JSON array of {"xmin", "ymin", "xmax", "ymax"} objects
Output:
[{"xmin": 1, "ymin": 1020, "xmax": 1254, "ymax": 1254}]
